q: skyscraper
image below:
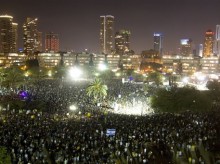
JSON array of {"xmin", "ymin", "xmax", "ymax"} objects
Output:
[
  {"xmin": 12, "ymin": 23, "xmax": 18, "ymax": 52},
  {"xmin": 198, "ymin": 44, "xmax": 203, "ymax": 57},
  {"xmin": 0, "ymin": 15, "xmax": 17, "ymax": 53},
  {"xmin": 203, "ymin": 29, "xmax": 214, "ymax": 57},
  {"xmin": 45, "ymin": 32, "xmax": 59, "ymax": 52},
  {"xmin": 23, "ymin": 18, "xmax": 42, "ymax": 56},
  {"xmin": 213, "ymin": 25, "xmax": 220, "ymax": 56},
  {"xmin": 180, "ymin": 39, "xmax": 192, "ymax": 56},
  {"xmin": 115, "ymin": 29, "xmax": 130, "ymax": 55},
  {"xmin": 153, "ymin": 33, "xmax": 163, "ymax": 56},
  {"xmin": 100, "ymin": 15, "xmax": 114, "ymax": 54}
]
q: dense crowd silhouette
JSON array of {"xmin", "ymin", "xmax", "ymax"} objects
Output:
[{"xmin": 0, "ymin": 79, "xmax": 220, "ymax": 163}]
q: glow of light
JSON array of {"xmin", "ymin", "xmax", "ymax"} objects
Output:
[
  {"xmin": 112, "ymin": 101, "xmax": 153, "ymax": 116},
  {"xmin": 69, "ymin": 67, "xmax": 82, "ymax": 80},
  {"xmin": 194, "ymin": 72, "xmax": 206, "ymax": 81},
  {"xmin": 182, "ymin": 77, "xmax": 189, "ymax": 83},
  {"xmin": 69, "ymin": 105, "xmax": 77, "ymax": 111},
  {"xmin": 115, "ymin": 72, "xmax": 120, "ymax": 77},
  {"xmin": 95, "ymin": 73, "xmax": 100, "ymax": 76},
  {"xmin": 98, "ymin": 63, "xmax": 107, "ymax": 71},
  {"xmin": 209, "ymin": 74, "xmax": 218, "ymax": 80},
  {"xmin": 24, "ymin": 72, "xmax": 29, "ymax": 77},
  {"xmin": 48, "ymin": 70, "xmax": 52, "ymax": 77}
]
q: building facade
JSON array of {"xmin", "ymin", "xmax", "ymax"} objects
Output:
[
  {"xmin": 0, "ymin": 15, "xmax": 17, "ymax": 53},
  {"xmin": 162, "ymin": 55, "xmax": 199, "ymax": 75},
  {"xmin": 45, "ymin": 32, "xmax": 59, "ymax": 52},
  {"xmin": 23, "ymin": 18, "xmax": 42, "ymax": 56},
  {"xmin": 180, "ymin": 39, "xmax": 192, "ymax": 57},
  {"xmin": 214, "ymin": 25, "xmax": 220, "ymax": 56},
  {"xmin": 0, "ymin": 53, "xmax": 26, "ymax": 67},
  {"xmin": 12, "ymin": 23, "xmax": 18, "ymax": 53},
  {"xmin": 100, "ymin": 15, "xmax": 114, "ymax": 54},
  {"xmin": 153, "ymin": 33, "xmax": 163, "ymax": 56},
  {"xmin": 203, "ymin": 30, "xmax": 214, "ymax": 57},
  {"xmin": 115, "ymin": 29, "xmax": 130, "ymax": 55},
  {"xmin": 38, "ymin": 52, "xmax": 61, "ymax": 68}
]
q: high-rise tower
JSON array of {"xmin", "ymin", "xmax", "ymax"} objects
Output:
[
  {"xmin": 45, "ymin": 32, "xmax": 59, "ymax": 52},
  {"xmin": 180, "ymin": 39, "xmax": 192, "ymax": 56},
  {"xmin": 100, "ymin": 15, "xmax": 114, "ymax": 54},
  {"xmin": 0, "ymin": 15, "xmax": 17, "ymax": 53},
  {"xmin": 23, "ymin": 18, "xmax": 42, "ymax": 56},
  {"xmin": 115, "ymin": 29, "xmax": 130, "ymax": 55},
  {"xmin": 214, "ymin": 25, "xmax": 220, "ymax": 55},
  {"xmin": 203, "ymin": 30, "xmax": 214, "ymax": 57},
  {"xmin": 153, "ymin": 33, "xmax": 163, "ymax": 56},
  {"xmin": 12, "ymin": 23, "xmax": 18, "ymax": 52}
]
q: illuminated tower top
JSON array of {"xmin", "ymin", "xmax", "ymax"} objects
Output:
[
  {"xmin": 153, "ymin": 33, "xmax": 163, "ymax": 56},
  {"xmin": 203, "ymin": 29, "xmax": 214, "ymax": 57}
]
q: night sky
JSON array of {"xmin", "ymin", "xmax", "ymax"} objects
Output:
[{"xmin": 1, "ymin": 0, "xmax": 220, "ymax": 54}]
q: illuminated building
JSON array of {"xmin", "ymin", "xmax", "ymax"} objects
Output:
[
  {"xmin": 0, "ymin": 15, "xmax": 17, "ymax": 53},
  {"xmin": 200, "ymin": 57, "xmax": 219, "ymax": 74},
  {"xmin": 121, "ymin": 54, "xmax": 141, "ymax": 71},
  {"xmin": 198, "ymin": 44, "xmax": 203, "ymax": 57},
  {"xmin": 153, "ymin": 33, "xmax": 163, "ymax": 56},
  {"xmin": 0, "ymin": 53, "xmax": 26, "ymax": 67},
  {"xmin": 180, "ymin": 39, "xmax": 192, "ymax": 57},
  {"xmin": 115, "ymin": 29, "xmax": 130, "ymax": 55},
  {"xmin": 12, "ymin": 23, "xmax": 18, "ymax": 53},
  {"xmin": 62, "ymin": 52, "xmax": 75, "ymax": 66},
  {"xmin": 38, "ymin": 52, "xmax": 61, "ymax": 68},
  {"xmin": 203, "ymin": 30, "xmax": 214, "ymax": 57},
  {"xmin": 162, "ymin": 55, "xmax": 199, "ymax": 75},
  {"xmin": 45, "ymin": 32, "xmax": 59, "ymax": 52},
  {"xmin": 140, "ymin": 49, "xmax": 162, "ymax": 72},
  {"xmin": 214, "ymin": 25, "xmax": 220, "ymax": 56},
  {"xmin": 37, "ymin": 32, "xmax": 43, "ymax": 52},
  {"xmin": 100, "ymin": 15, "xmax": 114, "ymax": 54},
  {"xmin": 23, "ymin": 18, "xmax": 42, "ymax": 56}
]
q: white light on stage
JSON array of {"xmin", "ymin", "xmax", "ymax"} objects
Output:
[{"xmin": 112, "ymin": 101, "xmax": 153, "ymax": 116}]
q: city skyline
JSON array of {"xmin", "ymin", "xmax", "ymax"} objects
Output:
[{"xmin": 1, "ymin": 0, "xmax": 220, "ymax": 54}]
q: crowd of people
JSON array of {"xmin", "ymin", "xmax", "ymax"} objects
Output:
[{"xmin": 0, "ymin": 79, "xmax": 219, "ymax": 163}]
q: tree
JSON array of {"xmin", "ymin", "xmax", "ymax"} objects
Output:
[
  {"xmin": 2, "ymin": 66, "xmax": 24, "ymax": 90},
  {"xmin": 147, "ymin": 72, "xmax": 163, "ymax": 86},
  {"xmin": 0, "ymin": 146, "xmax": 11, "ymax": 164},
  {"xmin": 0, "ymin": 68, "xmax": 5, "ymax": 88},
  {"xmin": 206, "ymin": 80, "xmax": 220, "ymax": 105},
  {"xmin": 53, "ymin": 65, "xmax": 66, "ymax": 79},
  {"xmin": 206, "ymin": 80, "xmax": 220, "ymax": 91},
  {"xmin": 151, "ymin": 86, "xmax": 212, "ymax": 113},
  {"xmin": 86, "ymin": 78, "xmax": 108, "ymax": 104},
  {"xmin": 99, "ymin": 70, "xmax": 115, "ymax": 82}
]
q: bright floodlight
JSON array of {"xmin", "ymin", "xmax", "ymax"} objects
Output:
[
  {"xmin": 182, "ymin": 77, "xmax": 189, "ymax": 83},
  {"xmin": 98, "ymin": 63, "xmax": 107, "ymax": 71},
  {"xmin": 69, "ymin": 67, "xmax": 82, "ymax": 80},
  {"xmin": 194, "ymin": 72, "xmax": 206, "ymax": 81},
  {"xmin": 69, "ymin": 105, "xmax": 77, "ymax": 111}
]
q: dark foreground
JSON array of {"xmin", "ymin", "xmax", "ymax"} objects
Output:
[{"xmin": 0, "ymin": 109, "xmax": 220, "ymax": 164}]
